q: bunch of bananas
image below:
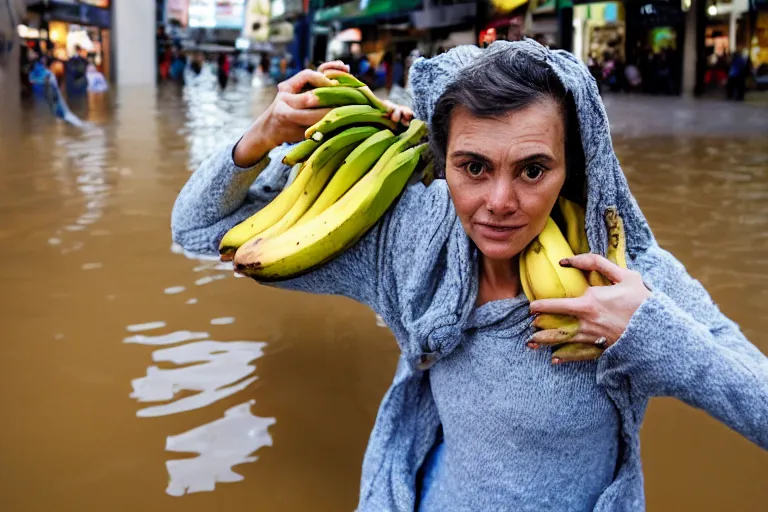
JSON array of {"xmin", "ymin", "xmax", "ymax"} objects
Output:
[
  {"xmin": 220, "ymin": 71, "xmax": 433, "ymax": 280},
  {"xmin": 520, "ymin": 197, "xmax": 628, "ymax": 362}
]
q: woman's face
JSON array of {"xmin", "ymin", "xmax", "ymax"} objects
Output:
[{"xmin": 445, "ymin": 99, "xmax": 567, "ymax": 262}]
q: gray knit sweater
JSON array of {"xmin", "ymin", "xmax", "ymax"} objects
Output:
[{"xmin": 171, "ymin": 40, "xmax": 768, "ymax": 511}]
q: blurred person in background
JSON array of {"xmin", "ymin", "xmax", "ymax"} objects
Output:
[
  {"xmin": 217, "ymin": 53, "xmax": 231, "ymax": 89},
  {"xmin": 190, "ymin": 52, "xmax": 203, "ymax": 75},
  {"xmin": 86, "ymin": 63, "xmax": 108, "ymax": 94},
  {"xmin": 727, "ymin": 47, "xmax": 752, "ymax": 101},
  {"xmin": 65, "ymin": 45, "xmax": 88, "ymax": 96},
  {"xmin": 169, "ymin": 47, "xmax": 187, "ymax": 83},
  {"xmin": 348, "ymin": 42, "xmax": 372, "ymax": 85}
]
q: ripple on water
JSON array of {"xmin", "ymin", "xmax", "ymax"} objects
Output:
[
  {"xmin": 127, "ymin": 329, "xmax": 274, "ymax": 495},
  {"xmin": 165, "ymin": 400, "xmax": 275, "ymax": 496},
  {"xmin": 126, "ymin": 321, "xmax": 167, "ymax": 333}
]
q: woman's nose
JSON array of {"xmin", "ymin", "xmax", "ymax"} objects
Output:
[{"xmin": 486, "ymin": 177, "xmax": 518, "ymax": 215}]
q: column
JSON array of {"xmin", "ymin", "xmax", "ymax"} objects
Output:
[
  {"xmin": 681, "ymin": 0, "xmax": 705, "ymax": 96},
  {"xmin": 114, "ymin": 0, "xmax": 156, "ymax": 86},
  {"xmin": 0, "ymin": 0, "xmax": 27, "ymax": 134}
]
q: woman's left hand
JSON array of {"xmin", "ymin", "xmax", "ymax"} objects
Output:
[{"xmin": 528, "ymin": 253, "xmax": 652, "ymax": 357}]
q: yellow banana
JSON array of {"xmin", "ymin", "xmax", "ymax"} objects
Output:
[
  {"xmin": 605, "ymin": 207, "xmax": 627, "ymax": 268},
  {"xmin": 219, "ymin": 126, "xmax": 378, "ymax": 259},
  {"xmin": 523, "ymin": 238, "xmax": 580, "ymax": 334},
  {"xmin": 557, "ymin": 196, "xmax": 590, "ymax": 255},
  {"xmin": 557, "ymin": 196, "xmax": 609, "ymax": 286},
  {"xmin": 523, "ymin": 239, "xmax": 569, "ymax": 299},
  {"xmin": 284, "ymin": 163, "xmax": 302, "ymax": 188},
  {"xmin": 305, "ymin": 105, "xmax": 397, "ymax": 142},
  {"xmin": 518, "ymin": 253, "xmax": 535, "ymax": 302},
  {"xmin": 283, "ymin": 139, "xmax": 320, "ymax": 166},
  {"xmin": 297, "ymin": 129, "xmax": 397, "ymax": 226},
  {"xmin": 235, "ymin": 144, "xmax": 429, "ymax": 281},
  {"xmin": 534, "ymin": 218, "xmax": 590, "ymax": 298},
  {"xmin": 311, "ymin": 86, "xmax": 369, "ymax": 108},
  {"xmin": 323, "ymin": 69, "xmax": 366, "ymax": 87}
]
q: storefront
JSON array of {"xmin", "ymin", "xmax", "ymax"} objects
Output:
[
  {"xmin": 572, "ymin": 1, "xmax": 626, "ymax": 63},
  {"xmin": 311, "ymin": 0, "xmax": 424, "ymax": 76},
  {"xmin": 623, "ymin": 0, "xmax": 686, "ymax": 94},
  {"xmin": 24, "ymin": 0, "xmax": 112, "ymax": 80},
  {"xmin": 478, "ymin": 0, "xmax": 528, "ymax": 45}
]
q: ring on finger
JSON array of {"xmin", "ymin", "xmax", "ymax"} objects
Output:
[{"xmin": 595, "ymin": 336, "xmax": 609, "ymax": 349}]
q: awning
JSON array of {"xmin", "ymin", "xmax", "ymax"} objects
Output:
[{"xmin": 314, "ymin": 0, "xmax": 422, "ymax": 24}]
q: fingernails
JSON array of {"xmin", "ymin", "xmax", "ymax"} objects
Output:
[
  {"xmin": 525, "ymin": 338, "xmax": 539, "ymax": 350},
  {"xmin": 559, "ymin": 258, "xmax": 571, "ymax": 267},
  {"xmin": 552, "ymin": 357, "xmax": 563, "ymax": 365}
]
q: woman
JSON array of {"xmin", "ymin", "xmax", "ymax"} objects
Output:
[{"xmin": 172, "ymin": 41, "xmax": 767, "ymax": 511}]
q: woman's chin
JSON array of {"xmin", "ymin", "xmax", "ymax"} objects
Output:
[{"xmin": 475, "ymin": 239, "xmax": 525, "ymax": 261}]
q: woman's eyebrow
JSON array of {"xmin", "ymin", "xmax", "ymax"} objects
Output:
[
  {"xmin": 449, "ymin": 150, "xmax": 492, "ymax": 162},
  {"xmin": 516, "ymin": 153, "xmax": 556, "ymax": 166}
]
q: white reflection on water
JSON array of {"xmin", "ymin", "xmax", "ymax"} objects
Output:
[
  {"xmin": 165, "ymin": 400, "xmax": 275, "ymax": 496},
  {"xmin": 127, "ymin": 328, "xmax": 275, "ymax": 496},
  {"xmin": 129, "ymin": 339, "xmax": 265, "ymax": 417},
  {"xmin": 126, "ymin": 321, "xmax": 167, "ymax": 332}
]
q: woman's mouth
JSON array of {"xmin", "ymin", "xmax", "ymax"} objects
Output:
[{"xmin": 473, "ymin": 222, "xmax": 525, "ymax": 241}]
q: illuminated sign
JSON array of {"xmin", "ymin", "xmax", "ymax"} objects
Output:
[{"xmin": 189, "ymin": 0, "xmax": 245, "ymax": 28}]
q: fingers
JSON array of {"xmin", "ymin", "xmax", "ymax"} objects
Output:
[
  {"xmin": 318, "ymin": 60, "xmax": 350, "ymax": 73},
  {"xmin": 560, "ymin": 253, "xmax": 628, "ymax": 284},
  {"xmin": 278, "ymin": 69, "xmax": 338, "ymax": 93},
  {"xmin": 280, "ymin": 90, "xmax": 319, "ymax": 109},
  {"xmin": 529, "ymin": 329, "xmax": 604, "ymax": 347},
  {"xmin": 528, "ymin": 327, "xmax": 578, "ymax": 346},
  {"xmin": 281, "ymin": 106, "xmax": 332, "ymax": 127},
  {"xmin": 529, "ymin": 297, "xmax": 586, "ymax": 317},
  {"xmin": 383, "ymin": 101, "xmax": 414, "ymax": 126}
]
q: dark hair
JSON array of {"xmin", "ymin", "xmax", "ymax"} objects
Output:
[{"xmin": 430, "ymin": 49, "xmax": 586, "ymax": 202}]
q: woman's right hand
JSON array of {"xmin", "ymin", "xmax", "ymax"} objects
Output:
[{"xmin": 233, "ymin": 61, "xmax": 351, "ymax": 167}]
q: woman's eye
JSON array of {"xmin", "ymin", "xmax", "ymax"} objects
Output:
[
  {"xmin": 466, "ymin": 162, "xmax": 485, "ymax": 176},
  {"xmin": 523, "ymin": 165, "xmax": 545, "ymax": 181}
]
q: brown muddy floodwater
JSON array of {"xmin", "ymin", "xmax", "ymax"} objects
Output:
[{"xmin": 0, "ymin": 72, "xmax": 766, "ymax": 511}]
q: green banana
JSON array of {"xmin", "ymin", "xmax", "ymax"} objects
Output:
[
  {"xmin": 219, "ymin": 126, "xmax": 378, "ymax": 259},
  {"xmin": 306, "ymin": 105, "xmax": 397, "ymax": 142},
  {"xmin": 239, "ymin": 145, "xmax": 355, "ymax": 245},
  {"xmin": 311, "ymin": 86, "xmax": 369, "ymax": 108},
  {"xmin": 420, "ymin": 160, "xmax": 436, "ymax": 187},
  {"xmin": 234, "ymin": 144, "xmax": 429, "ymax": 281},
  {"xmin": 357, "ymin": 86, "xmax": 389, "ymax": 112},
  {"xmin": 283, "ymin": 139, "xmax": 320, "ymax": 166},
  {"xmin": 297, "ymin": 129, "xmax": 397, "ymax": 226},
  {"xmin": 323, "ymin": 69, "xmax": 365, "ymax": 87},
  {"xmin": 551, "ymin": 343, "xmax": 604, "ymax": 363}
]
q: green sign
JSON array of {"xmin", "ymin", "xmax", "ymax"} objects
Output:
[{"xmin": 314, "ymin": 0, "xmax": 422, "ymax": 23}]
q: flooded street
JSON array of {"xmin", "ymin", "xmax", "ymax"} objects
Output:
[{"xmin": 0, "ymin": 74, "xmax": 766, "ymax": 511}]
